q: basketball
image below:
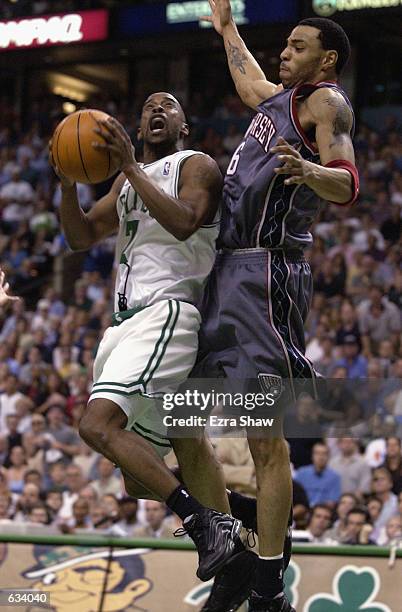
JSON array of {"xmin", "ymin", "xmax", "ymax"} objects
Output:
[{"xmin": 51, "ymin": 109, "xmax": 119, "ymax": 184}]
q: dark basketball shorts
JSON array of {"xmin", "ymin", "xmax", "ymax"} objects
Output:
[{"xmin": 192, "ymin": 247, "xmax": 318, "ymax": 402}]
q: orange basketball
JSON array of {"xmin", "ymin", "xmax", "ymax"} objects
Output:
[{"xmin": 51, "ymin": 109, "xmax": 119, "ymax": 184}]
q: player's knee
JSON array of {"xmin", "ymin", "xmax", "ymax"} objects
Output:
[
  {"xmin": 78, "ymin": 411, "xmax": 103, "ymax": 450},
  {"xmin": 249, "ymin": 437, "xmax": 289, "ymax": 469},
  {"xmin": 79, "ymin": 399, "xmax": 126, "ymax": 451}
]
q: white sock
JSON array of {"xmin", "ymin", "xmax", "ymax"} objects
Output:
[{"xmin": 259, "ymin": 553, "xmax": 284, "ymax": 561}]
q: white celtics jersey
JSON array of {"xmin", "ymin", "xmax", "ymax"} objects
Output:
[{"xmin": 114, "ymin": 150, "xmax": 220, "ymax": 312}]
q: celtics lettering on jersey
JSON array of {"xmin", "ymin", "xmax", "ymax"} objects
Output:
[{"xmin": 114, "ymin": 150, "xmax": 220, "ymax": 313}]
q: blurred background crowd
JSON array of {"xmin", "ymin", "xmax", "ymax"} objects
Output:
[{"xmin": 0, "ymin": 76, "xmax": 401, "ymax": 545}]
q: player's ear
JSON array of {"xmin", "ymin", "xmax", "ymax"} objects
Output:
[
  {"xmin": 137, "ymin": 127, "xmax": 143, "ymax": 141},
  {"xmin": 323, "ymin": 50, "xmax": 338, "ymax": 72},
  {"xmin": 180, "ymin": 123, "xmax": 189, "ymax": 138}
]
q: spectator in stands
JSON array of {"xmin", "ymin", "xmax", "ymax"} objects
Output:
[
  {"xmin": 342, "ymin": 508, "xmax": 373, "ymax": 545},
  {"xmin": 0, "ymin": 167, "xmax": 36, "ymax": 233},
  {"xmin": 75, "ymin": 484, "xmax": 97, "ymax": 506},
  {"xmin": 45, "ymin": 489, "xmax": 63, "ymax": 524},
  {"xmin": 325, "ymin": 493, "xmax": 358, "ymax": 543},
  {"xmin": 116, "ymin": 496, "xmax": 139, "ymax": 534},
  {"xmin": 4, "ymin": 414, "xmax": 23, "ymax": 460},
  {"xmin": 59, "ymin": 497, "xmax": 91, "ymax": 533},
  {"xmin": 358, "ymin": 286, "xmax": 401, "ymax": 356},
  {"xmin": 5, "ymin": 445, "xmax": 27, "ymax": 494},
  {"xmin": 59, "ymin": 464, "xmax": 87, "ymax": 520},
  {"xmin": 91, "ymin": 457, "xmax": 122, "ymax": 499},
  {"xmin": 14, "ymin": 396, "xmax": 33, "ymax": 434},
  {"xmin": 367, "ymin": 496, "xmax": 383, "ymax": 526},
  {"xmin": 301, "ymin": 504, "xmax": 336, "ymax": 544},
  {"xmin": 44, "ymin": 405, "xmax": 80, "ymax": 464},
  {"xmin": 0, "ymin": 373, "xmax": 25, "ymax": 432},
  {"xmin": 330, "ymin": 438, "xmax": 371, "ymax": 498},
  {"xmin": 28, "ymin": 503, "xmax": 49, "ymax": 525},
  {"xmin": 380, "ymin": 206, "xmax": 402, "ymax": 245},
  {"xmin": 381, "ymin": 437, "xmax": 402, "ymax": 495},
  {"xmin": 19, "ymin": 345, "xmax": 49, "ymax": 387},
  {"xmin": 295, "ymin": 442, "xmax": 341, "ymax": 507},
  {"xmin": 0, "ymin": 493, "xmax": 12, "ymax": 521},
  {"xmin": 315, "ymin": 335, "xmax": 337, "ymax": 377},
  {"xmin": 335, "ymin": 299, "xmax": 362, "ymax": 350},
  {"xmin": 335, "ymin": 335, "xmax": 368, "ymax": 379},
  {"xmin": 13, "ymin": 482, "xmax": 40, "ymax": 521},
  {"xmin": 288, "ymin": 394, "xmax": 322, "ymax": 469},
  {"xmin": 132, "ymin": 501, "xmax": 174, "ymax": 539},
  {"xmin": 370, "ymin": 467, "xmax": 399, "ymax": 541},
  {"xmin": 375, "ymin": 515, "xmax": 402, "ymax": 546}
]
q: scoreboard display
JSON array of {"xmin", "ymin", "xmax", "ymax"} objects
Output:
[{"xmin": 117, "ymin": 0, "xmax": 297, "ymax": 36}]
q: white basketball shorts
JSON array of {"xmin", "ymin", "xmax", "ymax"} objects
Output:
[{"xmin": 89, "ymin": 299, "xmax": 200, "ymax": 457}]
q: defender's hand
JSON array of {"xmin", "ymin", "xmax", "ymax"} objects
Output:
[
  {"xmin": 93, "ymin": 118, "xmax": 137, "ymax": 174},
  {"xmin": 48, "ymin": 140, "xmax": 75, "ymax": 188},
  {"xmin": 0, "ymin": 268, "xmax": 19, "ymax": 307},
  {"xmin": 272, "ymin": 137, "xmax": 315, "ymax": 186},
  {"xmin": 200, "ymin": 0, "xmax": 233, "ymax": 35}
]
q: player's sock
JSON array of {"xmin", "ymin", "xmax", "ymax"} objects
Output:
[
  {"xmin": 227, "ymin": 489, "xmax": 257, "ymax": 529},
  {"xmin": 255, "ymin": 554, "xmax": 284, "ymax": 600},
  {"xmin": 166, "ymin": 485, "xmax": 204, "ymax": 521}
]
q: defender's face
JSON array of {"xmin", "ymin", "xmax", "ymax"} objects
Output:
[
  {"xmin": 139, "ymin": 92, "xmax": 188, "ymax": 145},
  {"xmin": 279, "ymin": 26, "xmax": 326, "ymax": 88}
]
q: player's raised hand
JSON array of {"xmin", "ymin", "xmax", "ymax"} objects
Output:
[
  {"xmin": 200, "ymin": 0, "xmax": 233, "ymax": 35},
  {"xmin": 272, "ymin": 137, "xmax": 314, "ymax": 186},
  {"xmin": 48, "ymin": 139, "xmax": 75, "ymax": 188},
  {"xmin": 0, "ymin": 268, "xmax": 19, "ymax": 308},
  {"xmin": 93, "ymin": 118, "xmax": 137, "ymax": 174}
]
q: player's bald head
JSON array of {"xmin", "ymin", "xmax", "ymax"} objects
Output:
[{"xmin": 143, "ymin": 92, "xmax": 186, "ymax": 122}]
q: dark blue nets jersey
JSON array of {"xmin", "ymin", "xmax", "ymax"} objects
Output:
[{"xmin": 219, "ymin": 82, "xmax": 355, "ymax": 250}]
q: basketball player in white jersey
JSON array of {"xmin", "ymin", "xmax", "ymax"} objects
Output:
[{"xmin": 50, "ymin": 92, "xmax": 242, "ymax": 581}]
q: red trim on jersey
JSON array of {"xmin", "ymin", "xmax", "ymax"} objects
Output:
[
  {"xmin": 324, "ymin": 159, "xmax": 360, "ymax": 206},
  {"xmin": 290, "ymin": 88, "xmax": 318, "ymax": 155}
]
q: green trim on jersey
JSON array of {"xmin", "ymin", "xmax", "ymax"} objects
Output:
[
  {"xmin": 93, "ymin": 300, "xmax": 180, "ymax": 394},
  {"xmin": 111, "ymin": 304, "xmax": 149, "ymax": 327}
]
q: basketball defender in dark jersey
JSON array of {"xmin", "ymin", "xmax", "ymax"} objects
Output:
[{"xmin": 189, "ymin": 4, "xmax": 359, "ymax": 612}]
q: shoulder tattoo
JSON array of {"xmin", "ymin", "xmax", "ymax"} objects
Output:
[{"xmin": 323, "ymin": 96, "xmax": 353, "ymax": 148}]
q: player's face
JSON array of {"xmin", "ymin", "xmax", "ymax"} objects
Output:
[
  {"xmin": 279, "ymin": 26, "xmax": 329, "ymax": 88},
  {"xmin": 139, "ymin": 93, "xmax": 188, "ymax": 146}
]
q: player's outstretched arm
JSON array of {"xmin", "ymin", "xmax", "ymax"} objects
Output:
[
  {"xmin": 272, "ymin": 89, "xmax": 358, "ymax": 205},
  {"xmin": 201, "ymin": 0, "xmax": 281, "ymax": 109},
  {"xmin": 49, "ymin": 141, "xmax": 120, "ymax": 251}
]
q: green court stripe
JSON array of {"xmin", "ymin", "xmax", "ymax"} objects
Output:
[
  {"xmin": 132, "ymin": 424, "xmax": 171, "ymax": 448},
  {"xmin": 143, "ymin": 300, "xmax": 180, "ymax": 387},
  {"xmin": 93, "ymin": 301, "xmax": 175, "ymax": 390},
  {"xmin": 135, "ymin": 421, "xmax": 169, "ymax": 440}
]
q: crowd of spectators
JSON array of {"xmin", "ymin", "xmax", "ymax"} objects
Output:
[{"xmin": 0, "ymin": 85, "xmax": 401, "ymax": 544}]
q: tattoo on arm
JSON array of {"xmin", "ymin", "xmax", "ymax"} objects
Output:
[
  {"xmin": 323, "ymin": 96, "xmax": 353, "ymax": 148},
  {"xmin": 228, "ymin": 41, "xmax": 248, "ymax": 75}
]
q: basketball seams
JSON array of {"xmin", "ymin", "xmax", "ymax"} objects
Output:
[
  {"xmin": 89, "ymin": 110, "xmax": 111, "ymax": 178},
  {"xmin": 76, "ymin": 112, "xmax": 91, "ymax": 183},
  {"xmin": 52, "ymin": 109, "xmax": 116, "ymax": 184}
]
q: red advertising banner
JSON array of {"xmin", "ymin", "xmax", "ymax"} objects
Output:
[{"xmin": 0, "ymin": 9, "xmax": 109, "ymax": 52}]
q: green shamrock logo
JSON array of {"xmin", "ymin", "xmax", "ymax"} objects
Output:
[
  {"xmin": 304, "ymin": 565, "xmax": 391, "ymax": 612},
  {"xmin": 284, "ymin": 560, "xmax": 301, "ymax": 608}
]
